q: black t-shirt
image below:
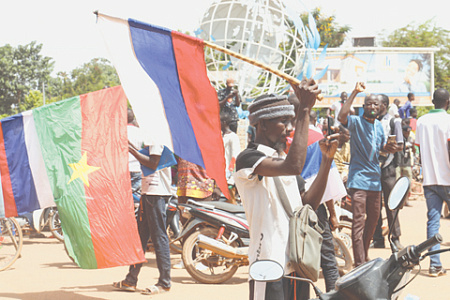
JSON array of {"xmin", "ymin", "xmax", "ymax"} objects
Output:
[{"xmin": 217, "ymin": 88, "xmax": 239, "ymax": 122}]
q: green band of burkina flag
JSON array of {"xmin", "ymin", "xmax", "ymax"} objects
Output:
[{"xmin": 33, "ymin": 86, "xmax": 145, "ymax": 269}]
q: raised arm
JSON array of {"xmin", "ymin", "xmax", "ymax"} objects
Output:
[
  {"xmin": 338, "ymin": 82, "xmax": 365, "ymax": 125},
  {"xmin": 254, "ymin": 78, "xmax": 321, "ymax": 177},
  {"xmin": 234, "ymin": 89, "xmax": 241, "ymax": 107}
]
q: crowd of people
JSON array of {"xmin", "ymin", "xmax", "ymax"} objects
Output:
[{"xmin": 113, "ymin": 77, "xmax": 449, "ymax": 299}]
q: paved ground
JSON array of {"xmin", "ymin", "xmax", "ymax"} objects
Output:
[{"xmin": 1, "ymin": 198, "xmax": 449, "ymax": 300}]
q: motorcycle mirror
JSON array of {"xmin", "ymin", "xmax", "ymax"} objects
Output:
[
  {"xmin": 387, "ymin": 176, "xmax": 410, "ymax": 253},
  {"xmin": 249, "ymin": 260, "xmax": 284, "ymax": 282},
  {"xmin": 388, "ymin": 176, "xmax": 410, "ymax": 211}
]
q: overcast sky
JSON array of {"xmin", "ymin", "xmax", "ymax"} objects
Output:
[{"xmin": 1, "ymin": 0, "xmax": 448, "ymax": 75}]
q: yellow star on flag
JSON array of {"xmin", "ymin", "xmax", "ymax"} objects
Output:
[{"xmin": 68, "ymin": 152, "xmax": 101, "ymax": 187}]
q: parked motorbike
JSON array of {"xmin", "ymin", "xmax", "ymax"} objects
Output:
[
  {"xmin": 177, "ymin": 198, "xmax": 353, "ymax": 284},
  {"xmin": 16, "ymin": 206, "xmax": 63, "ymax": 241},
  {"xmin": 176, "ymin": 199, "xmax": 250, "ymax": 284},
  {"xmin": 249, "ymin": 176, "xmax": 448, "ymax": 300}
]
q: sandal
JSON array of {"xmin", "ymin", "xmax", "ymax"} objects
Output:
[
  {"xmin": 141, "ymin": 284, "xmax": 170, "ymax": 295},
  {"xmin": 112, "ymin": 280, "xmax": 137, "ymax": 292}
]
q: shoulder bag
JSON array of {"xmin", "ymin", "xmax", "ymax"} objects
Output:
[{"xmin": 274, "ymin": 176, "xmax": 324, "ymax": 282}]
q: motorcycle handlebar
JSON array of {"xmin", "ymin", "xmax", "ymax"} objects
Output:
[{"xmin": 414, "ymin": 234, "xmax": 443, "ymax": 257}]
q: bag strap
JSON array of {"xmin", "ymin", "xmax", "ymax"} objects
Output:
[{"xmin": 273, "ymin": 177, "xmax": 294, "ymax": 218}]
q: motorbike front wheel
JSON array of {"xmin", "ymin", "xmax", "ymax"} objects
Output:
[
  {"xmin": 49, "ymin": 208, "xmax": 64, "ymax": 242},
  {"xmin": 182, "ymin": 227, "xmax": 239, "ymax": 284},
  {"xmin": 333, "ymin": 231, "xmax": 353, "ymax": 275}
]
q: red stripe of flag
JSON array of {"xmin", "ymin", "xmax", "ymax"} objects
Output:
[
  {"xmin": 307, "ymin": 129, "xmax": 324, "ymax": 146},
  {"xmin": 0, "ymin": 123, "xmax": 17, "ymax": 217},
  {"xmin": 171, "ymin": 31, "xmax": 229, "ymax": 199},
  {"xmin": 81, "ymin": 86, "xmax": 145, "ymax": 268}
]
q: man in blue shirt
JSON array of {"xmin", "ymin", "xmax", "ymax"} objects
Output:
[
  {"xmin": 338, "ymin": 82, "xmax": 399, "ymax": 266},
  {"xmin": 398, "ymin": 92, "xmax": 415, "ymax": 119}
]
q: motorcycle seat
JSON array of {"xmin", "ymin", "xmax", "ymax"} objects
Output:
[{"xmin": 202, "ymin": 201, "xmax": 246, "ymax": 214}]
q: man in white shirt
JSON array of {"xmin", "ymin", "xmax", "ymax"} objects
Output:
[
  {"xmin": 415, "ymin": 88, "xmax": 450, "ymax": 277},
  {"xmin": 388, "ymin": 99, "xmax": 400, "ymax": 118},
  {"xmin": 221, "ymin": 110, "xmax": 242, "ymax": 203},
  {"xmin": 127, "ymin": 109, "xmax": 146, "ymax": 195},
  {"xmin": 328, "ymin": 92, "xmax": 355, "ymax": 127},
  {"xmin": 234, "ymin": 79, "xmax": 339, "ymax": 300}
]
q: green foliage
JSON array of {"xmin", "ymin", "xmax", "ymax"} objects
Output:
[
  {"xmin": 45, "ymin": 58, "xmax": 120, "ymax": 104},
  {"xmin": 301, "ymin": 8, "xmax": 351, "ymax": 48},
  {"xmin": 19, "ymin": 90, "xmax": 44, "ymax": 112},
  {"xmin": 382, "ymin": 20, "xmax": 450, "ymax": 91},
  {"xmin": 416, "ymin": 105, "xmax": 450, "ymax": 117},
  {"xmin": 0, "ymin": 41, "xmax": 54, "ymax": 115},
  {"xmin": 0, "ymin": 41, "xmax": 121, "ymax": 116},
  {"xmin": 69, "ymin": 58, "xmax": 120, "ymax": 97},
  {"xmin": 416, "ymin": 106, "xmax": 432, "ymax": 118}
]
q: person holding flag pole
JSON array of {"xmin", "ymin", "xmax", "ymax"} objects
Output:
[{"xmin": 113, "ymin": 141, "xmax": 173, "ymax": 295}]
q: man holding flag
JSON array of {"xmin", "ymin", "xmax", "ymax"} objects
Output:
[
  {"xmin": 235, "ymin": 79, "xmax": 339, "ymax": 299},
  {"xmin": 113, "ymin": 141, "xmax": 172, "ymax": 295}
]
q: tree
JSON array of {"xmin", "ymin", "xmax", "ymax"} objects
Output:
[
  {"xmin": 301, "ymin": 8, "xmax": 351, "ymax": 48},
  {"xmin": 19, "ymin": 90, "xmax": 44, "ymax": 112},
  {"xmin": 69, "ymin": 58, "xmax": 120, "ymax": 96},
  {"xmin": 0, "ymin": 41, "xmax": 54, "ymax": 115},
  {"xmin": 382, "ymin": 20, "xmax": 450, "ymax": 91}
]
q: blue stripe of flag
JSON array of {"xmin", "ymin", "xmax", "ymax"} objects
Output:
[
  {"xmin": 301, "ymin": 142, "xmax": 322, "ymax": 180},
  {"xmin": 128, "ymin": 19, "xmax": 204, "ymax": 168},
  {"xmin": 1, "ymin": 115, "xmax": 39, "ymax": 214},
  {"xmin": 301, "ymin": 141, "xmax": 337, "ymax": 180}
]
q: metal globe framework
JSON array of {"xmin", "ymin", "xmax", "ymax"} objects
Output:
[{"xmin": 198, "ymin": 0, "xmax": 306, "ymax": 100}]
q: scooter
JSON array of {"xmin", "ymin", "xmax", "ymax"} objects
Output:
[
  {"xmin": 176, "ymin": 199, "xmax": 250, "ymax": 284},
  {"xmin": 249, "ymin": 176, "xmax": 449, "ymax": 300}
]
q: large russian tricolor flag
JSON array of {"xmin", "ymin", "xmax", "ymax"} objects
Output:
[
  {"xmin": 301, "ymin": 128, "xmax": 346, "ymax": 204},
  {"xmin": 0, "ymin": 86, "xmax": 145, "ymax": 269},
  {"xmin": 97, "ymin": 13, "xmax": 229, "ymax": 198}
]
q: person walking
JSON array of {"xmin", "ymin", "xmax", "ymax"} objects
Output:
[{"xmin": 415, "ymin": 88, "xmax": 450, "ymax": 277}]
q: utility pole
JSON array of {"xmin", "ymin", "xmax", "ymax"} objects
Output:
[{"xmin": 43, "ymin": 82, "xmax": 46, "ymax": 105}]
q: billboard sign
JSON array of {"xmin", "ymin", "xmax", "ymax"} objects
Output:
[{"xmin": 313, "ymin": 48, "xmax": 436, "ymax": 107}]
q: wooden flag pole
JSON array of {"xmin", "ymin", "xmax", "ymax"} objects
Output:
[{"xmin": 203, "ymin": 41, "xmax": 323, "ymax": 100}]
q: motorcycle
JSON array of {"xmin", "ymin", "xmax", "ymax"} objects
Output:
[
  {"xmin": 176, "ymin": 199, "xmax": 250, "ymax": 284},
  {"xmin": 16, "ymin": 206, "xmax": 63, "ymax": 241},
  {"xmin": 177, "ymin": 198, "xmax": 353, "ymax": 284},
  {"xmin": 249, "ymin": 176, "xmax": 449, "ymax": 300}
]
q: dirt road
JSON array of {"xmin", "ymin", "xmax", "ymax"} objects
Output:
[{"xmin": 1, "ymin": 199, "xmax": 449, "ymax": 300}]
